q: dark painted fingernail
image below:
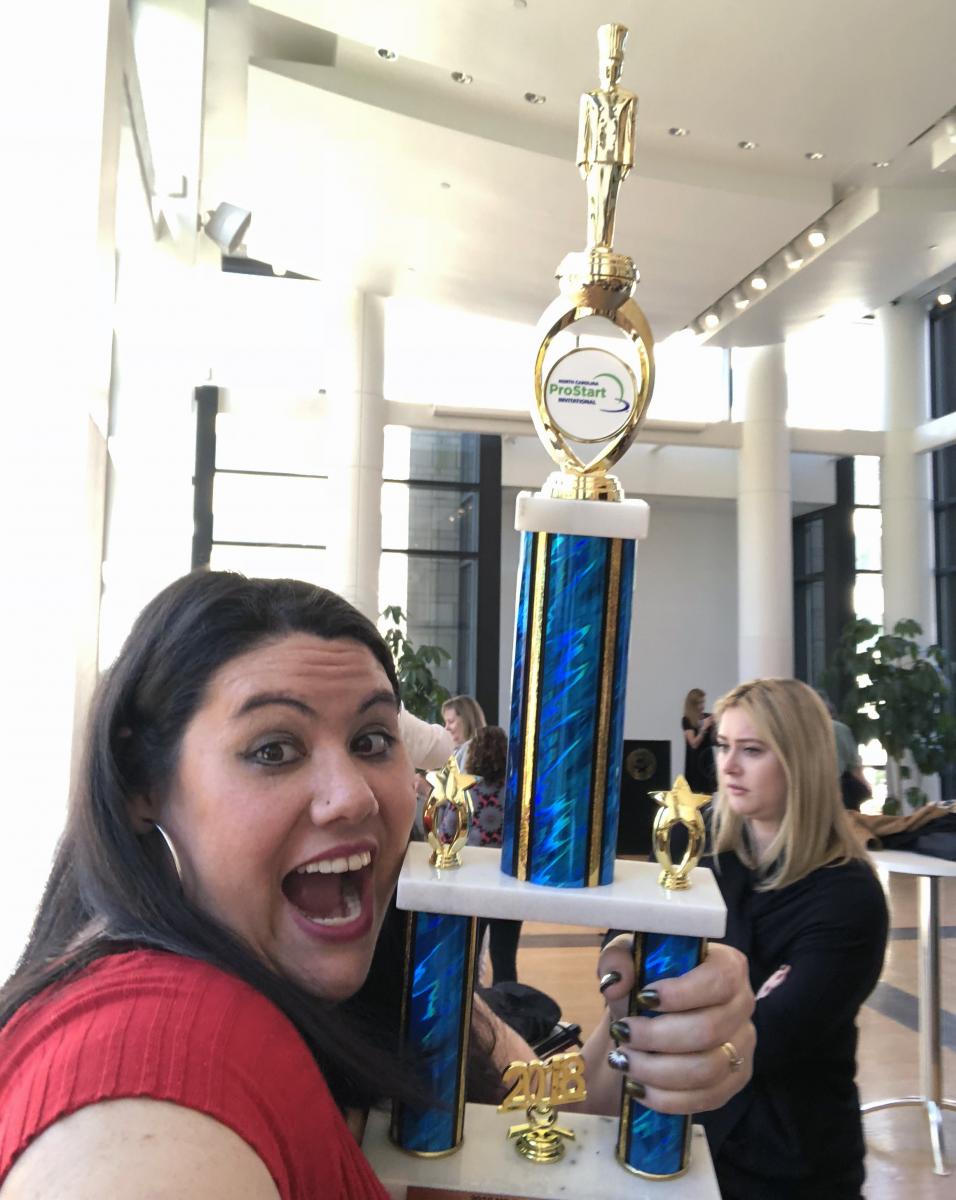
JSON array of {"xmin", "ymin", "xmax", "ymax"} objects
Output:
[
  {"xmin": 599, "ymin": 971, "xmax": 622, "ymax": 994},
  {"xmin": 607, "ymin": 1049, "xmax": 629, "ymax": 1072},
  {"xmin": 635, "ymin": 988, "xmax": 660, "ymax": 1010},
  {"xmin": 609, "ymin": 1019, "xmax": 630, "ymax": 1044},
  {"xmin": 624, "ymin": 1079, "xmax": 647, "ymax": 1100}
]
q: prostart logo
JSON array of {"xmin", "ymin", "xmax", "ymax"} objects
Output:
[
  {"xmin": 542, "ymin": 346, "xmax": 636, "ymax": 443},
  {"xmin": 548, "ymin": 372, "xmax": 629, "ymax": 414}
]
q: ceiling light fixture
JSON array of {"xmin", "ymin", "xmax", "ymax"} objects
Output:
[
  {"xmin": 939, "ymin": 292, "xmax": 954, "ymax": 306},
  {"xmin": 704, "ymin": 311, "xmax": 720, "ymax": 329},
  {"xmin": 805, "ymin": 150, "xmax": 825, "ymax": 161},
  {"xmin": 451, "ymin": 71, "xmax": 473, "ymax": 84},
  {"xmin": 524, "ymin": 91, "xmax": 546, "ymax": 104},
  {"xmin": 750, "ymin": 273, "xmax": 768, "ymax": 291},
  {"xmin": 200, "ymin": 202, "xmax": 252, "ymax": 254},
  {"xmin": 783, "ymin": 244, "xmax": 804, "ymax": 270},
  {"xmin": 807, "ymin": 225, "xmax": 827, "ymax": 248},
  {"xmin": 669, "ymin": 126, "xmax": 689, "ymax": 137},
  {"xmin": 873, "ymin": 160, "xmax": 891, "ymax": 168},
  {"xmin": 737, "ymin": 140, "xmax": 758, "ymax": 151},
  {"xmin": 731, "ymin": 288, "xmax": 750, "ymax": 310}
]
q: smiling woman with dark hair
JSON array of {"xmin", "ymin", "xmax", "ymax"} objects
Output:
[{"xmin": 0, "ymin": 572, "xmax": 757, "ymax": 1199}]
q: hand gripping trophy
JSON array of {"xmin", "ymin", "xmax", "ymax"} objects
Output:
[{"xmin": 578, "ymin": 24, "xmax": 637, "ymax": 253}]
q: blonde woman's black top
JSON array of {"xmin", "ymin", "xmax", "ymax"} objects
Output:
[{"xmin": 700, "ymin": 851, "xmax": 888, "ymax": 1200}]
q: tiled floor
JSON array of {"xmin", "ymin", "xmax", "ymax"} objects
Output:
[{"xmin": 510, "ymin": 870, "xmax": 956, "ymax": 1198}]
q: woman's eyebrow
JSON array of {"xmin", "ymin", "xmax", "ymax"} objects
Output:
[
  {"xmin": 358, "ymin": 689, "xmax": 400, "ymax": 713},
  {"xmin": 234, "ymin": 693, "xmax": 316, "ymax": 719}
]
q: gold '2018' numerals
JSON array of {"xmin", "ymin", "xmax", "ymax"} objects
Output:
[{"xmin": 498, "ymin": 1052, "xmax": 587, "ymax": 1111}]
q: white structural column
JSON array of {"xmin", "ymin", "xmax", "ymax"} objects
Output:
[
  {"xmin": 879, "ymin": 302, "xmax": 934, "ymax": 635},
  {"xmin": 734, "ymin": 344, "xmax": 794, "ymax": 680},
  {"xmin": 0, "ymin": 0, "xmax": 125, "ymax": 976},
  {"xmin": 324, "ymin": 292, "xmax": 387, "ymax": 620}
]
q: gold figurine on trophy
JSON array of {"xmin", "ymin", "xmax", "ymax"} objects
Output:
[
  {"xmin": 650, "ymin": 775, "xmax": 711, "ymax": 889},
  {"xmin": 422, "ymin": 756, "xmax": 476, "ymax": 870},
  {"xmin": 498, "ymin": 1052, "xmax": 587, "ymax": 1163},
  {"xmin": 578, "ymin": 23, "xmax": 638, "ymax": 255},
  {"xmin": 533, "ymin": 23, "xmax": 655, "ymax": 503}
]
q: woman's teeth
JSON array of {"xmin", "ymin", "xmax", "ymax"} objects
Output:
[
  {"xmin": 295, "ymin": 850, "xmax": 372, "ymax": 876},
  {"xmin": 303, "ymin": 877, "xmax": 362, "ymax": 926}
]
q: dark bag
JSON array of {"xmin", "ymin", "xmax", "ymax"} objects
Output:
[
  {"xmin": 478, "ymin": 981, "xmax": 560, "ymax": 1046},
  {"xmin": 840, "ymin": 770, "xmax": 870, "ymax": 812}
]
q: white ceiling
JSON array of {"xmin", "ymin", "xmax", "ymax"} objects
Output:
[{"xmin": 216, "ymin": 0, "xmax": 956, "ymax": 342}]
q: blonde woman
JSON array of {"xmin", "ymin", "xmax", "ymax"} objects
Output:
[
  {"xmin": 700, "ymin": 678, "xmax": 887, "ymax": 1198},
  {"xmin": 441, "ymin": 694, "xmax": 486, "ymax": 769},
  {"xmin": 682, "ymin": 687, "xmax": 715, "ymax": 792}
]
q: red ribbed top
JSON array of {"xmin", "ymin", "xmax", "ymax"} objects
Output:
[{"xmin": 0, "ymin": 949, "xmax": 388, "ymax": 1199}]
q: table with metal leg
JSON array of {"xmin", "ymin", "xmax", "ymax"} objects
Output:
[{"xmin": 862, "ymin": 849, "xmax": 956, "ymax": 1176}]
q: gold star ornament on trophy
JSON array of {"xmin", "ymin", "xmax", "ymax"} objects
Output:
[
  {"xmin": 650, "ymin": 775, "xmax": 711, "ymax": 889},
  {"xmin": 533, "ymin": 22, "xmax": 655, "ymax": 503},
  {"xmin": 422, "ymin": 756, "xmax": 476, "ymax": 870}
]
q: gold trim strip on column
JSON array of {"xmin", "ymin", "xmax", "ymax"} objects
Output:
[
  {"xmin": 517, "ymin": 533, "xmax": 549, "ymax": 881},
  {"xmin": 390, "ymin": 910, "xmax": 417, "ymax": 1144},
  {"xmin": 588, "ymin": 538, "xmax": 622, "ymax": 886},
  {"xmin": 453, "ymin": 916, "xmax": 479, "ymax": 1143}
]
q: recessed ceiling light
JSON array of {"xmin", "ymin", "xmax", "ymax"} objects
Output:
[
  {"xmin": 737, "ymin": 140, "xmax": 758, "ymax": 151},
  {"xmin": 377, "ymin": 48, "xmax": 398, "ymax": 61},
  {"xmin": 873, "ymin": 160, "xmax": 891, "ymax": 168},
  {"xmin": 669, "ymin": 127, "xmax": 689, "ymax": 137},
  {"xmin": 704, "ymin": 312, "xmax": 720, "ymax": 329},
  {"xmin": 805, "ymin": 150, "xmax": 825, "ymax": 161},
  {"xmin": 524, "ymin": 91, "xmax": 546, "ymax": 104},
  {"xmin": 807, "ymin": 226, "xmax": 827, "ymax": 248},
  {"xmin": 750, "ymin": 273, "xmax": 768, "ymax": 291},
  {"xmin": 783, "ymin": 244, "xmax": 804, "ymax": 270},
  {"xmin": 732, "ymin": 288, "xmax": 750, "ymax": 310},
  {"xmin": 939, "ymin": 292, "xmax": 954, "ymax": 306},
  {"xmin": 451, "ymin": 71, "xmax": 473, "ymax": 85}
]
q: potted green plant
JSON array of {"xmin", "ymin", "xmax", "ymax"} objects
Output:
[
  {"xmin": 380, "ymin": 605, "xmax": 452, "ymax": 722},
  {"xmin": 825, "ymin": 617, "xmax": 956, "ymax": 813}
]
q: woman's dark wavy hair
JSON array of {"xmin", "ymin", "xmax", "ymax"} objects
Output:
[
  {"xmin": 0, "ymin": 571, "xmax": 436, "ymax": 1109},
  {"xmin": 465, "ymin": 726, "xmax": 507, "ymax": 785}
]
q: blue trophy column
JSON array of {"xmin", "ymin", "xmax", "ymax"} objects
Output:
[
  {"xmin": 617, "ymin": 931, "xmax": 705, "ymax": 1177},
  {"xmin": 390, "ymin": 910, "xmax": 478, "ymax": 1156},
  {"xmin": 502, "ymin": 497, "xmax": 645, "ymax": 888}
]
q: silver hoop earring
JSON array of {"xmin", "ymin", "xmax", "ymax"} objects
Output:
[{"xmin": 153, "ymin": 822, "xmax": 184, "ymax": 886}]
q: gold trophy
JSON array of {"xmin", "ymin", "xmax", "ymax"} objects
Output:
[
  {"xmin": 422, "ymin": 757, "xmax": 476, "ymax": 870},
  {"xmin": 650, "ymin": 776, "xmax": 711, "ymax": 889},
  {"xmin": 533, "ymin": 23, "xmax": 655, "ymax": 502}
]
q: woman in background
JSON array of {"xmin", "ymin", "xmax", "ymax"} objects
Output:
[
  {"xmin": 682, "ymin": 687, "xmax": 716, "ymax": 792},
  {"xmin": 442, "ymin": 694, "xmax": 486, "ymax": 769},
  {"xmin": 464, "ymin": 726, "xmax": 521, "ymax": 985},
  {"xmin": 607, "ymin": 678, "xmax": 887, "ymax": 1198}
]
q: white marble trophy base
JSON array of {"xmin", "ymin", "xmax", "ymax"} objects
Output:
[
  {"xmin": 363, "ymin": 1104, "xmax": 721, "ymax": 1199},
  {"xmin": 515, "ymin": 491, "xmax": 650, "ymax": 539},
  {"xmin": 397, "ymin": 843, "xmax": 726, "ymax": 939}
]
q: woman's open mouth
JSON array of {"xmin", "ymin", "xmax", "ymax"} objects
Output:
[{"xmin": 282, "ymin": 848, "xmax": 374, "ymax": 936}]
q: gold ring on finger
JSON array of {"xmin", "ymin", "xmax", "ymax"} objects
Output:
[{"xmin": 720, "ymin": 1041, "xmax": 744, "ymax": 1072}]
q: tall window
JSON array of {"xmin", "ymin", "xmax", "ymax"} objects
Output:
[
  {"xmin": 792, "ymin": 458, "xmax": 854, "ymax": 690},
  {"xmin": 192, "ymin": 389, "xmax": 329, "ymax": 583},
  {"xmin": 379, "ymin": 427, "xmax": 501, "ymax": 720}
]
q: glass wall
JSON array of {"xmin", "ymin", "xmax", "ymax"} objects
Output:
[{"xmin": 379, "ymin": 427, "xmax": 500, "ymax": 716}]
